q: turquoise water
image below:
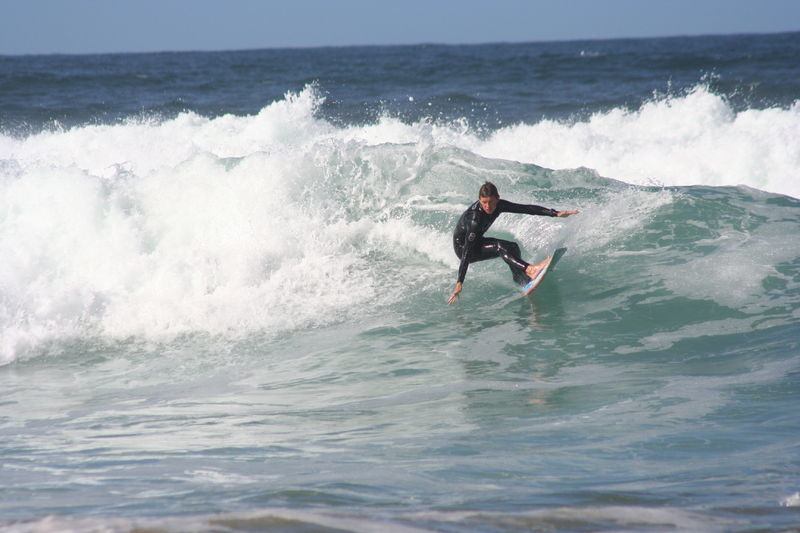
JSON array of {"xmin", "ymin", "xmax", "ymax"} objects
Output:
[{"xmin": 1, "ymin": 34, "xmax": 800, "ymax": 531}]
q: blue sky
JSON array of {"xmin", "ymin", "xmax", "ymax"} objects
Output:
[{"xmin": 2, "ymin": 0, "xmax": 799, "ymax": 55}]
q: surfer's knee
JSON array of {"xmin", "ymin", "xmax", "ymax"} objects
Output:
[
  {"xmin": 498, "ymin": 242, "xmax": 523, "ymax": 266},
  {"xmin": 496, "ymin": 240, "xmax": 519, "ymax": 256}
]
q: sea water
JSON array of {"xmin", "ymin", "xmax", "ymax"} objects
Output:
[{"xmin": 1, "ymin": 33, "xmax": 799, "ymax": 532}]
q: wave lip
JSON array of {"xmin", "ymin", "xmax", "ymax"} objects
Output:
[{"xmin": 477, "ymin": 85, "xmax": 800, "ymax": 199}]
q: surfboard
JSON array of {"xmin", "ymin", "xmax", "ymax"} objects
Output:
[{"xmin": 521, "ymin": 247, "xmax": 567, "ymax": 295}]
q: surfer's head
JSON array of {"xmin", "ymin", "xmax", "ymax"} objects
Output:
[{"xmin": 479, "ymin": 181, "xmax": 500, "ymax": 214}]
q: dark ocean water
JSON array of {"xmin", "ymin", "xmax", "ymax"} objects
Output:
[
  {"xmin": 1, "ymin": 32, "xmax": 799, "ymax": 532},
  {"xmin": 4, "ymin": 32, "xmax": 799, "ymax": 130}
]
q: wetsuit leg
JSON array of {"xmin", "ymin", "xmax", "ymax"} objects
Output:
[
  {"xmin": 458, "ymin": 238, "xmax": 531, "ymax": 286},
  {"xmin": 484, "ymin": 238, "xmax": 531, "ymax": 286}
]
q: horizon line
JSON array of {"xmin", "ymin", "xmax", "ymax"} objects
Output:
[{"xmin": 2, "ymin": 29, "xmax": 797, "ymax": 58}]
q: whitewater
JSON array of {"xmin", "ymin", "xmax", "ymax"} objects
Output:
[
  {"xmin": 1, "ymin": 34, "xmax": 799, "ymax": 532},
  {"xmin": 2, "ymin": 84, "xmax": 798, "ymax": 363}
]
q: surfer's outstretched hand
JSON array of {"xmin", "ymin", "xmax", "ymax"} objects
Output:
[
  {"xmin": 557, "ymin": 210, "xmax": 580, "ymax": 217},
  {"xmin": 448, "ymin": 282, "xmax": 462, "ymax": 304}
]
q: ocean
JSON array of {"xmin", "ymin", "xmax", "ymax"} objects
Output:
[{"xmin": 1, "ymin": 32, "xmax": 799, "ymax": 532}]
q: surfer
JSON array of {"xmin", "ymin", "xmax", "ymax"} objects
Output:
[{"xmin": 448, "ymin": 182, "xmax": 579, "ymax": 304}]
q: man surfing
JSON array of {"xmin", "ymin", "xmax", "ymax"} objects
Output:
[{"xmin": 448, "ymin": 182, "xmax": 579, "ymax": 304}]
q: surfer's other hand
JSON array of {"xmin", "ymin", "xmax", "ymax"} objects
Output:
[{"xmin": 448, "ymin": 282, "xmax": 462, "ymax": 304}]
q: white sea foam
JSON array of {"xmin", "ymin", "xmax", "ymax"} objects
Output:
[
  {"xmin": 1, "ymin": 85, "xmax": 798, "ymax": 363},
  {"xmin": 0, "ymin": 87, "xmax": 469, "ymax": 363},
  {"xmin": 0, "ymin": 91, "xmax": 344, "ymax": 362},
  {"xmin": 475, "ymin": 86, "xmax": 800, "ymax": 199},
  {"xmin": 782, "ymin": 491, "xmax": 800, "ymax": 507}
]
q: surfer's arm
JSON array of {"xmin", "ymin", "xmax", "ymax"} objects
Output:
[
  {"xmin": 457, "ymin": 248, "xmax": 470, "ymax": 284},
  {"xmin": 501, "ymin": 200, "xmax": 579, "ymax": 218},
  {"xmin": 449, "ymin": 243, "xmax": 471, "ymax": 304},
  {"xmin": 450, "ymin": 219, "xmax": 477, "ymax": 303}
]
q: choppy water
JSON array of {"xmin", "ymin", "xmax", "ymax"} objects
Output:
[{"xmin": 1, "ymin": 33, "xmax": 799, "ymax": 532}]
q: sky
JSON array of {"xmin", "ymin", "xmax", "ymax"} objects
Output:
[{"xmin": 1, "ymin": 0, "xmax": 799, "ymax": 55}]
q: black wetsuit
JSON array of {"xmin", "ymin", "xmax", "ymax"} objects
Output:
[{"xmin": 453, "ymin": 199, "xmax": 558, "ymax": 286}]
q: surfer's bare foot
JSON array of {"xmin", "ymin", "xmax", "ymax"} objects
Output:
[{"xmin": 525, "ymin": 258, "xmax": 550, "ymax": 279}]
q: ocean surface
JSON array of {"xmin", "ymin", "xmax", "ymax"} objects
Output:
[{"xmin": 1, "ymin": 32, "xmax": 799, "ymax": 532}]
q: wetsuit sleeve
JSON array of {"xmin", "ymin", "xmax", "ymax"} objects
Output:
[
  {"xmin": 500, "ymin": 200, "xmax": 559, "ymax": 217},
  {"xmin": 457, "ymin": 247, "xmax": 471, "ymax": 284},
  {"xmin": 456, "ymin": 213, "xmax": 480, "ymax": 284}
]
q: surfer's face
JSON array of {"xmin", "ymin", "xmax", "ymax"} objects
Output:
[{"xmin": 479, "ymin": 195, "xmax": 499, "ymax": 214}]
